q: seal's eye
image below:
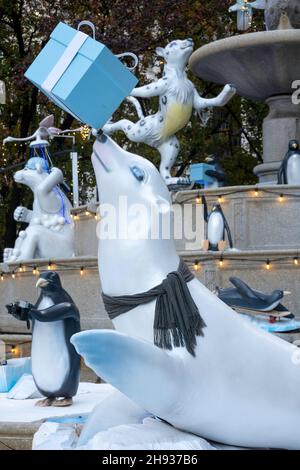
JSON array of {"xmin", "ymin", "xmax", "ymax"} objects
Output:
[{"xmin": 131, "ymin": 166, "xmax": 145, "ymax": 182}]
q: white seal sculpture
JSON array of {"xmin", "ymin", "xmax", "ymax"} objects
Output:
[
  {"xmin": 72, "ymin": 135, "xmax": 300, "ymax": 449},
  {"xmin": 103, "ymin": 39, "xmax": 235, "ymax": 186}
]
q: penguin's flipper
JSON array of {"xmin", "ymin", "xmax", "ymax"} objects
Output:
[
  {"xmin": 201, "ymin": 195, "xmax": 208, "ymax": 223},
  {"xmin": 219, "ymin": 207, "xmax": 233, "ymax": 248},
  {"xmin": 224, "ymin": 217, "xmax": 233, "ymax": 248},
  {"xmin": 71, "ymin": 330, "xmax": 183, "ymax": 418},
  {"xmin": 30, "ymin": 303, "xmax": 79, "ymax": 322}
]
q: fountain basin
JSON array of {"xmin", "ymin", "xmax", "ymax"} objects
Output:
[
  {"xmin": 190, "ymin": 31, "xmax": 300, "ymax": 183},
  {"xmin": 189, "ymin": 30, "xmax": 300, "ymax": 102}
]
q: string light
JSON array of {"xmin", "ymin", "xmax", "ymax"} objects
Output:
[
  {"xmin": 10, "ymin": 345, "xmax": 16, "ymax": 354},
  {"xmin": 294, "ymin": 257, "xmax": 299, "ymax": 266},
  {"xmin": 80, "ymin": 125, "xmax": 90, "ymax": 141},
  {"xmin": 11, "ymin": 271, "xmax": 15, "ymax": 279},
  {"xmin": 193, "ymin": 260, "xmax": 200, "ymax": 272},
  {"xmin": 80, "ymin": 267, "xmax": 84, "ymax": 276},
  {"xmin": 95, "ymin": 213, "xmax": 100, "ymax": 221},
  {"xmin": 19, "ymin": 264, "xmax": 23, "ymax": 273},
  {"xmin": 218, "ymin": 196, "xmax": 223, "ymax": 204},
  {"xmin": 254, "ymin": 189, "xmax": 259, "ymax": 197},
  {"xmin": 47, "ymin": 261, "xmax": 52, "ymax": 271},
  {"xmin": 32, "ymin": 266, "xmax": 38, "ymax": 276},
  {"xmin": 85, "ymin": 210, "xmax": 90, "ymax": 217},
  {"xmin": 219, "ymin": 256, "xmax": 224, "ymax": 267},
  {"xmin": 196, "ymin": 193, "xmax": 201, "ymax": 204},
  {"xmin": 279, "ymin": 194, "xmax": 284, "ymax": 203},
  {"xmin": 266, "ymin": 260, "xmax": 271, "ymax": 270},
  {"xmin": 0, "ymin": 273, "xmax": 3, "ymax": 281}
]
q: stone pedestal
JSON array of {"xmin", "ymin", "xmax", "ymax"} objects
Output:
[{"xmin": 254, "ymin": 96, "xmax": 300, "ymax": 183}]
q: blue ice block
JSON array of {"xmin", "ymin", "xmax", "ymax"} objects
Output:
[
  {"xmin": 189, "ymin": 163, "xmax": 215, "ymax": 186},
  {"xmin": 0, "ymin": 358, "xmax": 31, "ymax": 393}
]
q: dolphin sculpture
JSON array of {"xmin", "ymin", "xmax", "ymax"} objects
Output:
[{"xmin": 72, "ymin": 134, "xmax": 300, "ymax": 449}]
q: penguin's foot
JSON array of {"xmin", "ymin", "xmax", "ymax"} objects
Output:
[
  {"xmin": 51, "ymin": 397, "xmax": 73, "ymax": 407},
  {"xmin": 35, "ymin": 397, "xmax": 54, "ymax": 407}
]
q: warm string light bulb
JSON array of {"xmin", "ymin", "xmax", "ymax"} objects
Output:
[
  {"xmin": 80, "ymin": 267, "xmax": 84, "ymax": 276},
  {"xmin": 266, "ymin": 260, "xmax": 271, "ymax": 270},
  {"xmin": 218, "ymin": 196, "xmax": 223, "ymax": 204},
  {"xmin": 19, "ymin": 264, "xmax": 23, "ymax": 273},
  {"xmin": 254, "ymin": 189, "xmax": 259, "ymax": 197},
  {"xmin": 0, "ymin": 273, "xmax": 4, "ymax": 281},
  {"xmin": 48, "ymin": 261, "xmax": 52, "ymax": 271},
  {"xmin": 279, "ymin": 194, "xmax": 284, "ymax": 203},
  {"xmin": 11, "ymin": 271, "xmax": 15, "ymax": 279},
  {"xmin": 294, "ymin": 257, "xmax": 299, "ymax": 266},
  {"xmin": 219, "ymin": 257, "xmax": 224, "ymax": 268},
  {"xmin": 33, "ymin": 266, "xmax": 37, "ymax": 276},
  {"xmin": 85, "ymin": 210, "xmax": 90, "ymax": 217},
  {"xmin": 10, "ymin": 345, "xmax": 16, "ymax": 354},
  {"xmin": 193, "ymin": 260, "xmax": 200, "ymax": 272},
  {"xmin": 80, "ymin": 125, "xmax": 90, "ymax": 141},
  {"xmin": 196, "ymin": 194, "xmax": 201, "ymax": 204}
]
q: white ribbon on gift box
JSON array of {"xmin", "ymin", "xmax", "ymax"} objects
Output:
[{"xmin": 42, "ymin": 30, "xmax": 88, "ymax": 122}]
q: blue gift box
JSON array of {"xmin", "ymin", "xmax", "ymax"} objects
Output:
[
  {"xmin": 25, "ymin": 22, "xmax": 138, "ymax": 129},
  {"xmin": 0, "ymin": 358, "xmax": 31, "ymax": 393},
  {"xmin": 189, "ymin": 163, "xmax": 215, "ymax": 186}
]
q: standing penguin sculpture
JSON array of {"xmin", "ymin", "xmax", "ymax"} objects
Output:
[
  {"xmin": 6, "ymin": 271, "xmax": 81, "ymax": 407},
  {"xmin": 201, "ymin": 195, "xmax": 233, "ymax": 251},
  {"xmin": 71, "ymin": 135, "xmax": 300, "ymax": 449},
  {"xmin": 278, "ymin": 139, "xmax": 300, "ymax": 185}
]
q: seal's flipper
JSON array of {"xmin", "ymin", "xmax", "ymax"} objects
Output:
[{"xmin": 71, "ymin": 330, "xmax": 183, "ymax": 418}]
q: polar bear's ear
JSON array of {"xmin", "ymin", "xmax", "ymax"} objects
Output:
[
  {"xmin": 35, "ymin": 162, "xmax": 43, "ymax": 174},
  {"xmin": 156, "ymin": 47, "xmax": 165, "ymax": 59}
]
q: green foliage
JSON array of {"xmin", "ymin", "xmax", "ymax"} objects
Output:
[{"xmin": 0, "ymin": 0, "xmax": 266, "ymax": 256}]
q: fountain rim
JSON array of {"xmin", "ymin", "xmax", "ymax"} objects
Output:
[
  {"xmin": 189, "ymin": 30, "xmax": 300, "ymax": 102},
  {"xmin": 189, "ymin": 29, "xmax": 300, "ymax": 70}
]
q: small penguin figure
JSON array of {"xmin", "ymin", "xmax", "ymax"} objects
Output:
[
  {"xmin": 7, "ymin": 272, "xmax": 81, "ymax": 407},
  {"xmin": 278, "ymin": 139, "xmax": 300, "ymax": 185},
  {"xmin": 204, "ymin": 155, "xmax": 227, "ymax": 188},
  {"xmin": 202, "ymin": 196, "xmax": 233, "ymax": 251}
]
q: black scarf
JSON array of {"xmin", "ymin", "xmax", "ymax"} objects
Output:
[{"xmin": 102, "ymin": 260, "xmax": 206, "ymax": 357}]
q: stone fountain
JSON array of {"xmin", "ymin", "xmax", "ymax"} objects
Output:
[{"xmin": 189, "ymin": 29, "xmax": 300, "ymax": 183}]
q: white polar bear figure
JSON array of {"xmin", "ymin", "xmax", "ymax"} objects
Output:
[
  {"xmin": 103, "ymin": 38, "xmax": 236, "ymax": 186},
  {"xmin": 3, "ymin": 157, "xmax": 74, "ymax": 262}
]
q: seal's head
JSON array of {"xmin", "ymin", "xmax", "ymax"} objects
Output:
[{"xmin": 92, "ymin": 134, "xmax": 171, "ymax": 215}]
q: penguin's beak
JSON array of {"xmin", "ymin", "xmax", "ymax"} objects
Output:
[{"xmin": 36, "ymin": 278, "xmax": 49, "ymax": 289}]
